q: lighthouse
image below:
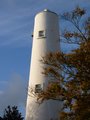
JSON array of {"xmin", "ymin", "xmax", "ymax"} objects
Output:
[{"xmin": 25, "ymin": 9, "xmax": 62, "ymax": 120}]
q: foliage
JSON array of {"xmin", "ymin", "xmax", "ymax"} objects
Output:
[
  {"xmin": 37, "ymin": 6, "xmax": 90, "ymax": 120},
  {"xmin": 0, "ymin": 106, "xmax": 23, "ymax": 120},
  {"xmin": 0, "ymin": 117, "xmax": 3, "ymax": 120}
]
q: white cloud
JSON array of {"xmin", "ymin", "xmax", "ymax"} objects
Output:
[
  {"xmin": 0, "ymin": 91, "xmax": 3, "ymax": 95},
  {"xmin": 0, "ymin": 74, "xmax": 27, "ymax": 116}
]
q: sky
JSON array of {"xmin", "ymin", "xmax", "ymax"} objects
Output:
[{"xmin": 0, "ymin": 0, "xmax": 90, "ymax": 118}]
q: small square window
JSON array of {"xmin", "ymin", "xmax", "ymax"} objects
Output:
[
  {"xmin": 35, "ymin": 84, "xmax": 43, "ymax": 93},
  {"xmin": 38, "ymin": 30, "xmax": 45, "ymax": 37}
]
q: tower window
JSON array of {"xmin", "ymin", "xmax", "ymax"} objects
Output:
[
  {"xmin": 35, "ymin": 84, "xmax": 43, "ymax": 93},
  {"xmin": 38, "ymin": 30, "xmax": 45, "ymax": 37}
]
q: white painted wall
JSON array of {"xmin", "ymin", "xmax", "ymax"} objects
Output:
[{"xmin": 26, "ymin": 9, "xmax": 62, "ymax": 120}]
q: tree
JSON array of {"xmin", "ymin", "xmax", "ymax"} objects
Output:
[
  {"xmin": 1, "ymin": 106, "xmax": 23, "ymax": 120},
  {"xmin": 0, "ymin": 117, "xmax": 3, "ymax": 120},
  {"xmin": 37, "ymin": 6, "xmax": 90, "ymax": 120}
]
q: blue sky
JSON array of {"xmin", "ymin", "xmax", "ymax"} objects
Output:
[{"xmin": 0, "ymin": 0, "xmax": 90, "ymax": 118}]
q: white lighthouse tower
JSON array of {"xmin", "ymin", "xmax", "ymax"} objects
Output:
[{"xmin": 26, "ymin": 9, "xmax": 62, "ymax": 120}]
